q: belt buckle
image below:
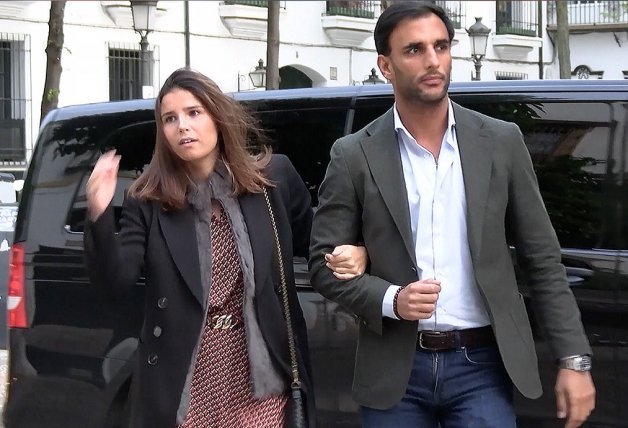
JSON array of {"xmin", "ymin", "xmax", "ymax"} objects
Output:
[{"xmin": 418, "ymin": 330, "xmax": 443, "ymax": 350}]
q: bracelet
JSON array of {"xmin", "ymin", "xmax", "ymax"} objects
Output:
[{"xmin": 393, "ymin": 286, "xmax": 405, "ymax": 320}]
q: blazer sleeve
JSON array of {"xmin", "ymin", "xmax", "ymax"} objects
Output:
[
  {"xmin": 506, "ymin": 123, "xmax": 591, "ymax": 359},
  {"xmin": 309, "ymin": 139, "xmax": 391, "ymax": 336},
  {"xmin": 83, "ymin": 196, "xmax": 148, "ymax": 300}
]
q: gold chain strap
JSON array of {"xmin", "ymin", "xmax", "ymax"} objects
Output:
[{"xmin": 262, "ymin": 187, "xmax": 301, "ymax": 388}]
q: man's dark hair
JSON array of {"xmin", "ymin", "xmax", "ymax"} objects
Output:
[{"xmin": 374, "ymin": 2, "xmax": 455, "ymax": 55}]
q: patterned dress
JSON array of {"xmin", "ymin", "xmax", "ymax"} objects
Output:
[{"xmin": 178, "ymin": 206, "xmax": 287, "ymax": 428}]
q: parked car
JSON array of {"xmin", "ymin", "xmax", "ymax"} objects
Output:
[
  {"xmin": 0, "ymin": 172, "xmax": 18, "ymax": 351},
  {"xmin": 3, "ymin": 80, "xmax": 628, "ymax": 428}
]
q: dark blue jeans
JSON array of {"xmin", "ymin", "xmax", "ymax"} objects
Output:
[{"xmin": 361, "ymin": 345, "xmax": 516, "ymax": 428}]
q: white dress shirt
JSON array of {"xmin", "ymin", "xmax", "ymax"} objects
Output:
[{"xmin": 382, "ymin": 101, "xmax": 491, "ymax": 330}]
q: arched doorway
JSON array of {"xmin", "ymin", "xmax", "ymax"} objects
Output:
[{"xmin": 279, "ymin": 66, "xmax": 312, "ymax": 89}]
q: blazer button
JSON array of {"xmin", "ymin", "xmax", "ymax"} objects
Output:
[
  {"xmin": 157, "ymin": 297, "xmax": 168, "ymax": 309},
  {"xmin": 147, "ymin": 354, "xmax": 158, "ymax": 365},
  {"xmin": 153, "ymin": 326, "xmax": 162, "ymax": 337}
]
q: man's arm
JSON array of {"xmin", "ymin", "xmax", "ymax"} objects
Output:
[
  {"xmin": 506, "ymin": 122, "xmax": 591, "ymax": 359},
  {"xmin": 506, "ymin": 122, "xmax": 594, "ymax": 427},
  {"xmin": 309, "ymin": 139, "xmax": 391, "ymax": 335}
]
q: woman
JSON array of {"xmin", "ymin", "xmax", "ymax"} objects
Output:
[{"xmin": 84, "ymin": 68, "xmax": 366, "ymax": 428}]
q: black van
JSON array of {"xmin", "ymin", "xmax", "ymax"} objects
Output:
[{"xmin": 3, "ymin": 80, "xmax": 628, "ymax": 428}]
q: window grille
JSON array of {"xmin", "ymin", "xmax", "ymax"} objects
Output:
[
  {"xmin": 0, "ymin": 33, "xmax": 30, "ymax": 164},
  {"xmin": 496, "ymin": 71, "xmax": 528, "ymax": 80},
  {"xmin": 108, "ymin": 42, "xmax": 159, "ymax": 101}
]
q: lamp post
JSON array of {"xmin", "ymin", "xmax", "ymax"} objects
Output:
[
  {"xmin": 131, "ymin": 1, "xmax": 157, "ymax": 98},
  {"xmin": 362, "ymin": 68, "xmax": 385, "ymax": 85},
  {"xmin": 249, "ymin": 59, "xmax": 267, "ymax": 89},
  {"xmin": 466, "ymin": 17, "xmax": 490, "ymax": 81}
]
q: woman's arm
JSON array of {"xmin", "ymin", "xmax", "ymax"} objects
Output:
[{"xmin": 84, "ymin": 151, "xmax": 147, "ymax": 299}]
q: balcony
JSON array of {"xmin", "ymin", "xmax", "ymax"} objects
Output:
[
  {"xmin": 326, "ymin": 0, "xmax": 375, "ymax": 19},
  {"xmin": 496, "ymin": 0, "xmax": 538, "ymax": 37},
  {"xmin": 435, "ymin": 1, "xmax": 465, "ymax": 29},
  {"xmin": 547, "ymin": 1, "xmax": 628, "ymax": 32},
  {"xmin": 322, "ymin": 1, "xmax": 377, "ymax": 47},
  {"xmin": 493, "ymin": 0, "xmax": 541, "ymax": 60},
  {"xmin": 219, "ymin": 0, "xmax": 269, "ymax": 39},
  {"xmin": 0, "ymin": 1, "xmax": 35, "ymax": 19},
  {"xmin": 224, "ymin": 0, "xmax": 268, "ymax": 6}
]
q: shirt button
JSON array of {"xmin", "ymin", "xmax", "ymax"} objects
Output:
[
  {"xmin": 147, "ymin": 354, "xmax": 158, "ymax": 365},
  {"xmin": 153, "ymin": 326, "xmax": 162, "ymax": 337},
  {"xmin": 157, "ymin": 297, "xmax": 168, "ymax": 309}
]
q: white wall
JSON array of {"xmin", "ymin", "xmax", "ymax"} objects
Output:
[{"xmin": 0, "ymin": 0, "xmax": 625, "ymax": 175}]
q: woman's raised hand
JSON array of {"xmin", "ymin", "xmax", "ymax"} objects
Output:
[
  {"xmin": 325, "ymin": 245, "xmax": 368, "ymax": 280},
  {"xmin": 86, "ymin": 150, "xmax": 121, "ymax": 221}
]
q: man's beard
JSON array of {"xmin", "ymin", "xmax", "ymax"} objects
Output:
[{"xmin": 407, "ymin": 74, "xmax": 450, "ymax": 106}]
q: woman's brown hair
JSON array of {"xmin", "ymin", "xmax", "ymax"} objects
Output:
[{"xmin": 128, "ymin": 68, "xmax": 272, "ymax": 210}]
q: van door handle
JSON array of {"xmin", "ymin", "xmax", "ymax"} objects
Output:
[{"xmin": 565, "ymin": 266, "xmax": 593, "ymax": 287}]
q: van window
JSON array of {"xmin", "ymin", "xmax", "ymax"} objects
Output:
[
  {"xmin": 466, "ymin": 100, "xmax": 619, "ymax": 250},
  {"xmin": 352, "ymin": 97, "xmax": 393, "ymax": 133},
  {"xmin": 256, "ymin": 108, "xmax": 347, "ymax": 205},
  {"xmin": 66, "ymin": 121, "xmax": 155, "ymax": 232},
  {"xmin": 355, "ymin": 97, "xmax": 619, "ymax": 250}
]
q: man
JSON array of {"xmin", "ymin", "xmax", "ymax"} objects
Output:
[{"xmin": 309, "ymin": 3, "xmax": 595, "ymax": 428}]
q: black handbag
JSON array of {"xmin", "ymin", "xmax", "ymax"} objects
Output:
[{"xmin": 263, "ymin": 187, "xmax": 307, "ymax": 428}]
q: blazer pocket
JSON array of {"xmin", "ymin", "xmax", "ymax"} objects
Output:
[{"xmin": 508, "ymin": 293, "xmax": 535, "ymax": 350}]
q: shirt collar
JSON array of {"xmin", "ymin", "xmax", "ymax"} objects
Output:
[{"xmin": 393, "ymin": 99, "xmax": 457, "ymax": 150}]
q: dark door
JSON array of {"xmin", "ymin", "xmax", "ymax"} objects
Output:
[{"xmin": 464, "ymin": 97, "xmax": 624, "ymax": 427}]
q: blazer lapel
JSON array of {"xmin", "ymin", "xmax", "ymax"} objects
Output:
[
  {"xmin": 361, "ymin": 109, "xmax": 416, "ymax": 265},
  {"xmin": 454, "ymin": 104, "xmax": 494, "ymax": 262},
  {"xmin": 157, "ymin": 207, "xmax": 204, "ymax": 306}
]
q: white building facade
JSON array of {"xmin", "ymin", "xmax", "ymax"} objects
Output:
[{"xmin": 0, "ymin": 0, "xmax": 627, "ymax": 180}]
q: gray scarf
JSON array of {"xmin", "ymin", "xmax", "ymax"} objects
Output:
[{"xmin": 176, "ymin": 162, "xmax": 286, "ymax": 423}]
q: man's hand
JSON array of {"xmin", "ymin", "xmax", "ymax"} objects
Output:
[
  {"xmin": 555, "ymin": 368, "xmax": 595, "ymax": 428},
  {"xmin": 396, "ymin": 279, "xmax": 441, "ymax": 320}
]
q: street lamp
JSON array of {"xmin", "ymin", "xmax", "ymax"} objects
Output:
[
  {"xmin": 362, "ymin": 68, "xmax": 385, "ymax": 85},
  {"xmin": 131, "ymin": 0, "xmax": 157, "ymax": 97},
  {"xmin": 249, "ymin": 59, "xmax": 266, "ymax": 88},
  {"xmin": 466, "ymin": 17, "xmax": 490, "ymax": 81}
]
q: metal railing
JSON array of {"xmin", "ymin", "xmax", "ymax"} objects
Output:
[
  {"xmin": 435, "ymin": 1, "xmax": 465, "ymax": 29},
  {"xmin": 224, "ymin": 0, "xmax": 269, "ymax": 7},
  {"xmin": 326, "ymin": 1, "xmax": 376, "ymax": 19},
  {"xmin": 547, "ymin": 1, "xmax": 628, "ymax": 26},
  {"xmin": 496, "ymin": 0, "xmax": 538, "ymax": 37}
]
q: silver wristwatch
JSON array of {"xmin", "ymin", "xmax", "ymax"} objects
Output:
[{"xmin": 558, "ymin": 355, "xmax": 592, "ymax": 372}]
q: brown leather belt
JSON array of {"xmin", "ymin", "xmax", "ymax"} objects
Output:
[{"xmin": 417, "ymin": 326, "xmax": 495, "ymax": 351}]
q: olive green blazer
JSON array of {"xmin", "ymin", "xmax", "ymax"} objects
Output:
[{"xmin": 309, "ymin": 103, "xmax": 591, "ymax": 409}]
